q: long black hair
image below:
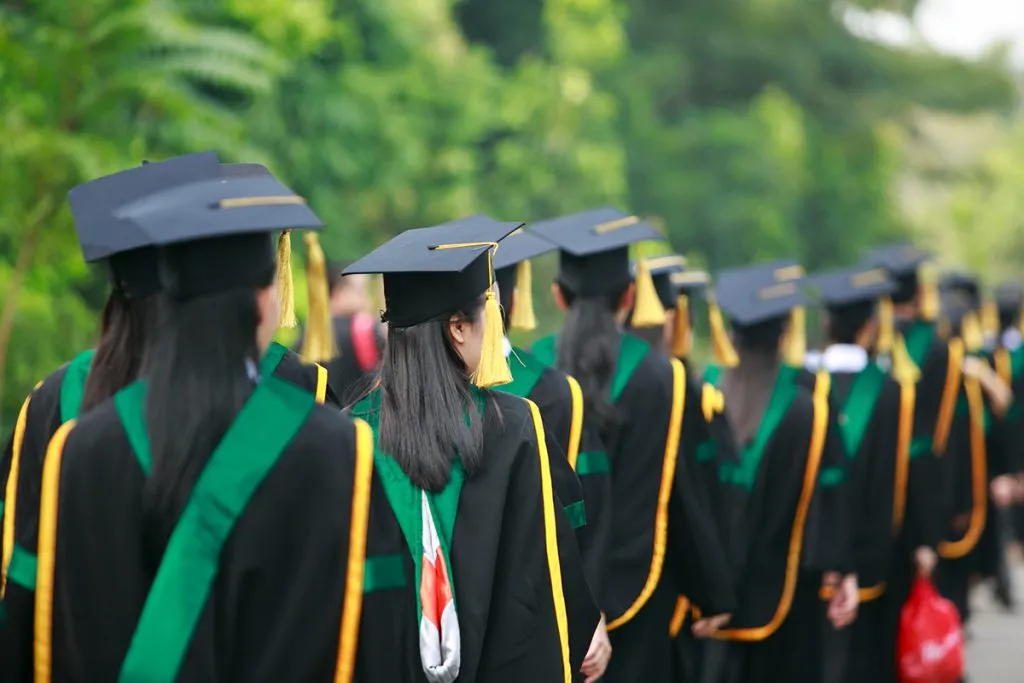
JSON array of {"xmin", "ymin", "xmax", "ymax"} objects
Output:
[
  {"xmin": 142, "ymin": 286, "xmax": 263, "ymax": 560},
  {"xmin": 555, "ymin": 283, "xmax": 624, "ymax": 439},
  {"xmin": 376, "ymin": 294, "xmax": 490, "ymax": 491},
  {"xmin": 79, "ymin": 289, "xmax": 161, "ymax": 413},
  {"xmin": 732, "ymin": 318, "xmax": 786, "ymax": 355}
]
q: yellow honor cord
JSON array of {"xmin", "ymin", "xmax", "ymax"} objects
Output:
[
  {"xmin": 276, "ymin": 230, "xmax": 296, "ymax": 328},
  {"xmin": 671, "ymin": 294, "xmax": 691, "ymax": 358},
  {"xmin": 430, "ymin": 241, "xmax": 511, "ymax": 387},
  {"xmin": 707, "ymin": 292, "xmax": 739, "ymax": 367},
  {"xmin": 981, "ymin": 300, "xmax": 1000, "ymax": 338},
  {"xmin": 509, "ymin": 259, "xmax": 538, "ymax": 331},
  {"xmin": 300, "ymin": 232, "xmax": 337, "ymax": 363},
  {"xmin": 961, "ymin": 311, "xmax": 984, "ymax": 353}
]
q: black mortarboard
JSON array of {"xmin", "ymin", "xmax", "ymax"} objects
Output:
[
  {"xmin": 715, "ymin": 260, "xmax": 807, "ymax": 327},
  {"xmin": 114, "ymin": 174, "xmax": 322, "ymax": 300},
  {"xmin": 344, "ymin": 214, "xmax": 522, "ymax": 387},
  {"xmin": 995, "ymin": 282, "xmax": 1023, "ymax": 316},
  {"xmin": 67, "ymin": 152, "xmax": 223, "ymax": 297},
  {"xmin": 529, "ymin": 207, "xmax": 663, "ymax": 296},
  {"xmin": 939, "ymin": 270, "xmax": 980, "ymax": 306},
  {"xmin": 633, "ymin": 254, "xmax": 687, "ymax": 310},
  {"xmin": 812, "ymin": 266, "xmax": 894, "ymax": 309},
  {"xmin": 863, "ymin": 243, "xmax": 937, "ymax": 311},
  {"xmin": 670, "ymin": 269, "xmax": 711, "ymax": 294},
  {"xmin": 343, "ymin": 214, "xmax": 523, "ymax": 328}
]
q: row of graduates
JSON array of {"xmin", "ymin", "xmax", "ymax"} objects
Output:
[
  {"xmin": 0, "ymin": 153, "xmax": 739, "ymax": 683},
  {"xmin": 0, "ymin": 149, "xmax": 1013, "ymax": 683}
]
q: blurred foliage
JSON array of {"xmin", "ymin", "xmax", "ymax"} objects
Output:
[{"xmin": 0, "ymin": 0, "xmax": 1017, "ymax": 420}]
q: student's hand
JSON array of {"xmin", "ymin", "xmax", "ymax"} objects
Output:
[
  {"xmin": 581, "ymin": 614, "xmax": 611, "ymax": 683},
  {"xmin": 914, "ymin": 546, "xmax": 937, "ymax": 578},
  {"xmin": 691, "ymin": 613, "xmax": 731, "ymax": 638},
  {"xmin": 990, "ymin": 475, "xmax": 1016, "ymax": 508},
  {"xmin": 827, "ymin": 574, "xmax": 859, "ymax": 629}
]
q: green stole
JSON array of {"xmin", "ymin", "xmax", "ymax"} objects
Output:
[
  {"xmin": 59, "ymin": 349, "xmax": 95, "ymax": 423},
  {"xmin": 903, "ymin": 320, "xmax": 934, "ymax": 371},
  {"xmin": 832, "ymin": 363, "xmax": 887, "ymax": 460},
  {"xmin": 115, "ymin": 375, "xmax": 315, "ymax": 683},
  {"xmin": 532, "ymin": 332, "xmax": 651, "ymax": 402},
  {"xmin": 350, "ymin": 390, "xmax": 466, "ymax": 619},
  {"xmin": 705, "ymin": 364, "xmax": 800, "ymax": 491}
]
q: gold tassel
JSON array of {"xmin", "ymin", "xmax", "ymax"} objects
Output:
[
  {"xmin": 475, "ymin": 276, "xmax": 513, "ymax": 387},
  {"xmin": 509, "ymin": 259, "xmax": 537, "ymax": 331},
  {"xmin": 891, "ymin": 334, "xmax": 921, "ymax": 384},
  {"xmin": 630, "ymin": 258, "xmax": 667, "ymax": 328},
  {"xmin": 671, "ymin": 294, "xmax": 691, "ymax": 358},
  {"xmin": 299, "ymin": 233, "xmax": 337, "ymax": 363},
  {"xmin": 782, "ymin": 305, "xmax": 806, "ymax": 367},
  {"xmin": 276, "ymin": 230, "xmax": 296, "ymax": 328},
  {"xmin": 917, "ymin": 262, "xmax": 939, "ymax": 322},
  {"xmin": 876, "ymin": 296, "xmax": 895, "ymax": 354},
  {"xmin": 371, "ymin": 273, "xmax": 386, "ymax": 319},
  {"xmin": 981, "ymin": 299, "xmax": 1000, "ymax": 338},
  {"xmin": 707, "ymin": 292, "xmax": 739, "ymax": 367},
  {"xmin": 961, "ymin": 311, "xmax": 984, "ymax": 353}
]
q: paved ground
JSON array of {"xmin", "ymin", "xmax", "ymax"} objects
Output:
[{"xmin": 965, "ymin": 558, "xmax": 1024, "ymax": 681}]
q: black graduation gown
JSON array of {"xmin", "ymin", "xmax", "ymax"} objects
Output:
[
  {"xmin": 533, "ymin": 333, "xmax": 736, "ymax": 683},
  {"xmin": 38, "ymin": 379, "xmax": 371, "ymax": 683},
  {"xmin": 0, "ymin": 343, "xmax": 337, "ymax": 681},
  {"xmin": 824, "ymin": 366, "xmax": 941, "ymax": 683},
  {"xmin": 350, "ymin": 389, "xmax": 600, "ymax": 682},
  {"xmin": 710, "ymin": 365, "xmax": 849, "ymax": 683},
  {"xmin": 501, "ymin": 345, "xmax": 611, "ymax": 602}
]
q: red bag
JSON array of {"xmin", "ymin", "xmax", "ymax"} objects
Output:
[{"xmin": 897, "ymin": 577, "xmax": 964, "ymax": 683}]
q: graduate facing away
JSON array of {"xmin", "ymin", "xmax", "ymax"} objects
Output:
[
  {"xmin": 37, "ymin": 168, "xmax": 372, "ymax": 683},
  {"xmin": 704, "ymin": 261, "xmax": 854, "ymax": 683},
  {"xmin": 344, "ymin": 215, "xmax": 600, "ymax": 682},
  {"xmin": 526, "ymin": 208, "xmax": 737, "ymax": 683}
]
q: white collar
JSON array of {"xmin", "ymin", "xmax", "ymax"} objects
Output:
[
  {"xmin": 503, "ymin": 336, "xmax": 512, "ymax": 358},
  {"xmin": 1002, "ymin": 329, "xmax": 1021, "ymax": 351},
  {"xmin": 818, "ymin": 344, "xmax": 869, "ymax": 374}
]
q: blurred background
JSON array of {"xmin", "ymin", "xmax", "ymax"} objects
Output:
[{"xmin": 0, "ymin": 0, "xmax": 1022, "ymax": 423}]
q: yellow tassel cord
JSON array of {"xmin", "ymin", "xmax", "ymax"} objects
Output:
[
  {"xmin": 782, "ymin": 305, "xmax": 806, "ymax": 367},
  {"xmin": 961, "ymin": 311, "xmax": 984, "ymax": 353},
  {"xmin": 371, "ymin": 274, "xmax": 386, "ymax": 319},
  {"xmin": 430, "ymin": 241, "xmax": 511, "ymax": 388},
  {"xmin": 981, "ymin": 299, "xmax": 1000, "ymax": 338},
  {"xmin": 276, "ymin": 230, "xmax": 296, "ymax": 328},
  {"xmin": 630, "ymin": 258, "xmax": 667, "ymax": 328},
  {"xmin": 509, "ymin": 259, "xmax": 538, "ymax": 332},
  {"xmin": 876, "ymin": 296, "xmax": 895, "ymax": 355},
  {"xmin": 707, "ymin": 292, "xmax": 739, "ymax": 368},
  {"xmin": 671, "ymin": 294, "xmax": 691, "ymax": 358},
  {"xmin": 299, "ymin": 232, "xmax": 337, "ymax": 363},
  {"xmin": 917, "ymin": 262, "xmax": 940, "ymax": 322}
]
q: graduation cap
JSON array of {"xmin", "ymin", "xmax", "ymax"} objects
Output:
[
  {"xmin": 633, "ymin": 254, "xmax": 687, "ymax": 311},
  {"xmin": 995, "ymin": 282, "xmax": 1023, "ymax": 332},
  {"xmin": 67, "ymin": 151, "xmax": 224, "ymax": 298},
  {"xmin": 492, "ymin": 228, "xmax": 556, "ymax": 332},
  {"xmin": 715, "ymin": 260, "xmax": 808, "ymax": 366},
  {"xmin": 343, "ymin": 214, "xmax": 523, "ymax": 387},
  {"xmin": 529, "ymin": 208, "xmax": 664, "ymax": 304},
  {"xmin": 114, "ymin": 173, "xmax": 322, "ymax": 330},
  {"xmin": 811, "ymin": 265, "xmax": 909, "ymax": 360},
  {"xmin": 864, "ymin": 242, "xmax": 939, "ymax": 320}
]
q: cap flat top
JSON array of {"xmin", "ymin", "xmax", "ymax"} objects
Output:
[
  {"xmin": 68, "ymin": 151, "xmax": 223, "ymax": 261},
  {"xmin": 221, "ymin": 163, "xmax": 272, "ymax": 178},
  {"xmin": 529, "ymin": 207, "xmax": 663, "ymax": 256},
  {"xmin": 715, "ymin": 259, "xmax": 807, "ymax": 325},
  {"xmin": 492, "ymin": 229, "xmax": 556, "ymax": 271},
  {"xmin": 113, "ymin": 175, "xmax": 322, "ymax": 246},
  {"xmin": 344, "ymin": 214, "xmax": 524, "ymax": 276},
  {"xmin": 633, "ymin": 254, "xmax": 688, "ymax": 277},
  {"xmin": 670, "ymin": 269, "xmax": 710, "ymax": 290},
  {"xmin": 811, "ymin": 266, "xmax": 894, "ymax": 306},
  {"xmin": 863, "ymin": 243, "xmax": 930, "ymax": 275}
]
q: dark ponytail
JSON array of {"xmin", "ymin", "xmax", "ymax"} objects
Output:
[
  {"xmin": 142, "ymin": 288, "xmax": 262, "ymax": 561},
  {"xmin": 79, "ymin": 289, "xmax": 160, "ymax": 413},
  {"xmin": 555, "ymin": 283, "xmax": 623, "ymax": 440},
  {"xmin": 375, "ymin": 294, "xmax": 490, "ymax": 491}
]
